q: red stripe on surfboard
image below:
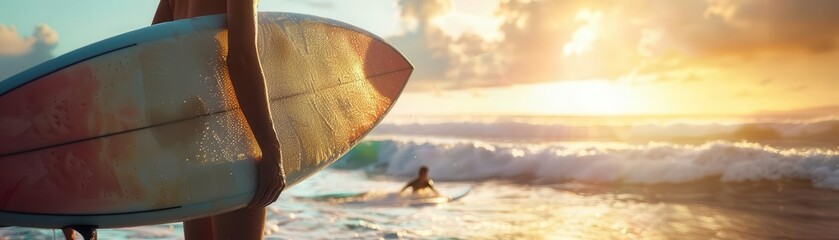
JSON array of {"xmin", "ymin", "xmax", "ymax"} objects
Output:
[
  {"xmin": 0, "ymin": 63, "xmax": 116, "ymax": 156},
  {"xmin": 361, "ymin": 38, "xmax": 413, "ymax": 101}
]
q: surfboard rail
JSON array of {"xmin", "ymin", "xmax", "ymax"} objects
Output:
[{"xmin": 0, "ymin": 12, "xmax": 412, "ymax": 228}]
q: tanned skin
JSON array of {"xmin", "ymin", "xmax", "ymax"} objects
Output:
[
  {"xmin": 154, "ymin": 0, "xmax": 285, "ymax": 239},
  {"xmin": 400, "ymin": 166, "xmax": 440, "ymax": 195},
  {"xmin": 61, "ymin": 228, "xmax": 76, "ymax": 240},
  {"xmin": 63, "ymin": 1, "xmax": 286, "ymax": 239}
]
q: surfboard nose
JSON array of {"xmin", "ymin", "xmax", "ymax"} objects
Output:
[{"xmin": 362, "ymin": 39, "xmax": 413, "ymax": 102}]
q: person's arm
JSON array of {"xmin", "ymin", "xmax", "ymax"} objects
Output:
[
  {"xmin": 151, "ymin": 0, "xmax": 173, "ymax": 24},
  {"xmin": 427, "ymin": 180, "xmax": 440, "ymax": 196},
  {"xmin": 399, "ymin": 180, "xmax": 415, "ymax": 193},
  {"xmin": 227, "ymin": 0, "xmax": 285, "ymax": 209}
]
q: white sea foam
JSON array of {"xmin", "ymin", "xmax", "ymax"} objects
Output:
[
  {"xmin": 357, "ymin": 139, "xmax": 839, "ymax": 189},
  {"xmin": 372, "ymin": 118, "xmax": 839, "ymax": 141}
]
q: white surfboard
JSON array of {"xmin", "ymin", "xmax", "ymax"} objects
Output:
[{"xmin": 0, "ymin": 12, "xmax": 412, "ymax": 228}]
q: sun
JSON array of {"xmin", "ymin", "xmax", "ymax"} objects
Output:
[{"xmin": 528, "ymin": 80, "xmax": 638, "ymax": 115}]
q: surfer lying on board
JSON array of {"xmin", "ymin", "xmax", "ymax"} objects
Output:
[
  {"xmin": 60, "ymin": 1, "xmax": 284, "ymax": 240},
  {"xmin": 400, "ymin": 166, "xmax": 441, "ymax": 195}
]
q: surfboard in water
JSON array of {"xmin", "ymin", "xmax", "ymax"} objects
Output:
[
  {"xmin": 303, "ymin": 186, "xmax": 473, "ymax": 206},
  {"xmin": 0, "ymin": 12, "xmax": 412, "ymax": 228}
]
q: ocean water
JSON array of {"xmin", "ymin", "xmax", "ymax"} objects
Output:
[{"xmin": 4, "ymin": 117, "xmax": 839, "ymax": 239}]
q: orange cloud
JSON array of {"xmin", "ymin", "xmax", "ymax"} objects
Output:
[
  {"xmin": 0, "ymin": 24, "xmax": 58, "ymax": 80},
  {"xmin": 703, "ymin": 0, "xmax": 839, "ymax": 54},
  {"xmin": 388, "ymin": 0, "xmax": 839, "ymax": 91}
]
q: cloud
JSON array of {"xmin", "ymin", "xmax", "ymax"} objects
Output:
[
  {"xmin": 758, "ymin": 78, "xmax": 773, "ymax": 86},
  {"xmin": 300, "ymin": 0, "xmax": 334, "ymax": 9},
  {"xmin": 788, "ymin": 84, "xmax": 808, "ymax": 92},
  {"xmin": 398, "ymin": 0, "xmax": 451, "ymax": 28},
  {"xmin": 387, "ymin": 0, "xmax": 506, "ymax": 91},
  {"xmin": 703, "ymin": 0, "xmax": 839, "ymax": 54},
  {"xmin": 387, "ymin": 0, "xmax": 839, "ymax": 91},
  {"xmin": 0, "ymin": 24, "xmax": 58, "ymax": 81},
  {"xmin": 389, "ymin": 0, "xmax": 655, "ymax": 90}
]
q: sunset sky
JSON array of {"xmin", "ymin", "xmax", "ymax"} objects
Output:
[{"xmin": 1, "ymin": 0, "xmax": 838, "ymax": 117}]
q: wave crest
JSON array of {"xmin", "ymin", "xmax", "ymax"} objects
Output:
[
  {"xmin": 371, "ymin": 119, "xmax": 839, "ymax": 146},
  {"xmin": 340, "ymin": 139, "xmax": 839, "ymax": 189}
]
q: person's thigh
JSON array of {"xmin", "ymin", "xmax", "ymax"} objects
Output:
[
  {"xmin": 212, "ymin": 207, "xmax": 267, "ymax": 240},
  {"xmin": 184, "ymin": 217, "xmax": 214, "ymax": 240},
  {"xmin": 62, "ymin": 227, "xmax": 77, "ymax": 240}
]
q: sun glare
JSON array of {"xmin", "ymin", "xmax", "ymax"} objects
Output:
[{"xmin": 529, "ymin": 80, "xmax": 637, "ymax": 115}]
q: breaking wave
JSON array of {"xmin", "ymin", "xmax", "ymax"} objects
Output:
[
  {"xmin": 339, "ymin": 139, "xmax": 839, "ymax": 190},
  {"xmin": 371, "ymin": 118, "xmax": 839, "ymax": 144}
]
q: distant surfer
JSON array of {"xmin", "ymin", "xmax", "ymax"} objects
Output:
[
  {"xmin": 62, "ymin": 0, "xmax": 281, "ymax": 239},
  {"xmin": 400, "ymin": 166, "xmax": 441, "ymax": 196}
]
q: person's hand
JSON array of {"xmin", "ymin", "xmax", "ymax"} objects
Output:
[{"xmin": 248, "ymin": 149, "xmax": 285, "ymax": 209}]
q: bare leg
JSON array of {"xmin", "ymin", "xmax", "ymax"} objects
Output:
[
  {"xmin": 65, "ymin": 225, "xmax": 96, "ymax": 240},
  {"xmin": 62, "ymin": 227, "xmax": 76, "ymax": 240},
  {"xmin": 184, "ymin": 217, "xmax": 215, "ymax": 240},
  {"xmin": 212, "ymin": 207, "xmax": 267, "ymax": 240}
]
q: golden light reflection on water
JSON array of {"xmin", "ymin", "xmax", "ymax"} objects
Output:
[
  {"xmin": 540, "ymin": 203, "xmax": 730, "ymax": 239},
  {"xmin": 424, "ymin": 181, "xmax": 839, "ymax": 240}
]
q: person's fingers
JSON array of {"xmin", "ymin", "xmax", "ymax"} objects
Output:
[
  {"xmin": 268, "ymin": 184, "xmax": 281, "ymax": 204},
  {"xmin": 247, "ymin": 183, "xmax": 258, "ymax": 208},
  {"xmin": 273, "ymin": 180, "xmax": 285, "ymax": 202},
  {"xmin": 247, "ymin": 190, "xmax": 257, "ymax": 209},
  {"xmin": 249, "ymin": 181, "xmax": 265, "ymax": 209},
  {"xmin": 249, "ymin": 158, "xmax": 286, "ymax": 208},
  {"xmin": 264, "ymin": 180, "xmax": 277, "ymax": 206},
  {"xmin": 270, "ymin": 178, "xmax": 284, "ymax": 204},
  {"xmin": 270, "ymin": 190, "xmax": 280, "ymax": 203},
  {"xmin": 258, "ymin": 189, "xmax": 274, "ymax": 208},
  {"xmin": 260, "ymin": 183, "xmax": 272, "ymax": 207},
  {"xmin": 256, "ymin": 190, "xmax": 267, "ymax": 208},
  {"xmin": 269, "ymin": 179, "xmax": 282, "ymax": 204},
  {"xmin": 257, "ymin": 179, "xmax": 276, "ymax": 208}
]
